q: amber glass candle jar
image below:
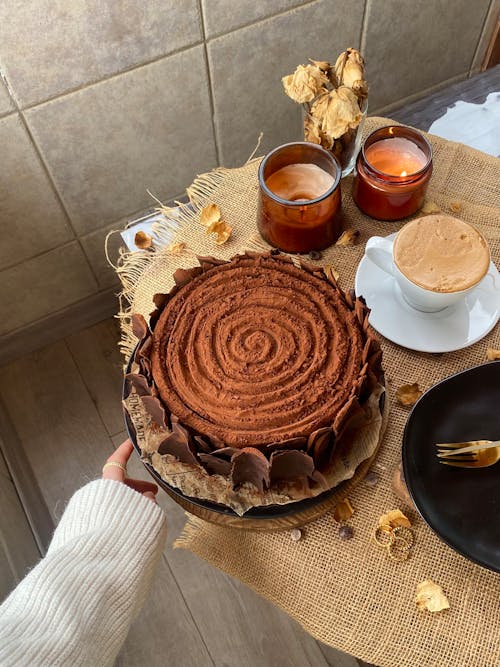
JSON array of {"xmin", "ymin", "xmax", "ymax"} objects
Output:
[
  {"xmin": 257, "ymin": 142, "xmax": 342, "ymax": 253},
  {"xmin": 352, "ymin": 126, "xmax": 433, "ymax": 221}
]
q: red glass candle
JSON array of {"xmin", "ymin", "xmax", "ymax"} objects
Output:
[
  {"xmin": 352, "ymin": 126, "xmax": 433, "ymax": 221},
  {"xmin": 257, "ymin": 142, "xmax": 342, "ymax": 253}
]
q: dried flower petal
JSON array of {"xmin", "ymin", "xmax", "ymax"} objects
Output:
[
  {"xmin": 290, "ymin": 528, "xmax": 302, "ymax": 541},
  {"xmin": 486, "ymin": 348, "xmax": 500, "ymax": 360},
  {"xmin": 166, "ymin": 241, "xmax": 186, "ymax": 255},
  {"xmin": 335, "ymin": 229, "xmax": 360, "ymax": 246},
  {"xmin": 134, "ymin": 231, "xmax": 153, "ymax": 249},
  {"xmin": 421, "ymin": 200, "xmax": 441, "ymax": 215},
  {"xmin": 206, "ymin": 220, "xmax": 232, "ymax": 245},
  {"xmin": 323, "ymin": 265, "xmax": 340, "ymax": 283},
  {"xmin": 396, "ymin": 383, "xmax": 422, "ymax": 407},
  {"xmin": 449, "ymin": 201, "xmax": 462, "ymax": 213},
  {"xmin": 200, "ymin": 203, "xmax": 221, "ymax": 227},
  {"xmin": 415, "ymin": 580, "xmax": 450, "ymax": 612},
  {"xmin": 334, "ymin": 48, "xmax": 367, "ymax": 99},
  {"xmin": 309, "ymin": 59, "xmax": 331, "ymax": 72},
  {"xmin": 282, "ymin": 64, "xmax": 329, "ymax": 103},
  {"xmin": 333, "ymin": 498, "xmax": 354, "ymax": 522},
  {"xmin": 364, "ymin": 471, "xmax": 380, "ymax": 487},
  {"xmin": 314, "ymin": 86, "xmax": 362, "ymax": 140},
  {"xmin": 378, "ymin": 509, "xmax": 411, "ymax": 530}
]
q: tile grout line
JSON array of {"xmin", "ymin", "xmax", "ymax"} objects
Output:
[
  {"xmin": 18, "ymin": 1, "xmax": 319, "ymax": 114},
  {"xmin": 19, "ymin": 40, "xmax": 204, "ymax": 112},
  {"xmin": 468, "ymin": 0, "xmax": 495, "ymax": 75},
  {"xmin": 14, "ymin": 108, "xmax": 101, "ymax": 286},
  {"xmin": 197, "ymin": 0, "xmax": 222, "ymax": 166},
  {"xmin": 359, "ymin": 0, "xmax": 370, "ymax": 53}
]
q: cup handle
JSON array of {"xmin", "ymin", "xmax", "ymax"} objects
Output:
[{"xmin": 365, "ymin": 236, "xmax": 394, "ymax": 276}]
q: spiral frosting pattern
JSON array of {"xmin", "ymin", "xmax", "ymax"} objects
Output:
[{"xmin": 151, "ymin": 254, "xmax": 366, "ymax": 448}]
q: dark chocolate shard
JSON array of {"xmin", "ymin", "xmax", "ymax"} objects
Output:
[
  {"xmin": 211, "ymin": 447, "xmax": 239, "ymax": 460},
  {"xmin": 157, "ymin": 421, "xmax": 198, "ymax": 465},
  {"xmin": 307, "ymin": 427, "xmax": 334, "ymax": 471},
  {"xmin": 231, "ymin": 447, "xmax": 270, "ymax": 492},
  {"xmin": 132, "ymin": 313, "xmax": 148, "ymax": 341},
  {"xmin": 149, "ymin": 293, "xmax": 170, "ymax": 330},
  {"xmin": 199, "ymin": 453, "xmax": 231, "ymax": 476},
  {"xmin": 269, "ymin": 450, "xmax": 315, "ymax": 482},
  {"xmin": 194, "ymin": 435, "xmax": 213, "ymax": 454},
  {"xmin": 197, "ymin": 256, "xmax": 227, "ymax": 272},
  {"xmin": 124, "ymin": 372, "xmax": 152, "ymax": 398},
  {"xmin": 173, "ymin": 266, "xmax": 203, "ymax": 287},
  {"xmin": 141, "ymin": 395, "xmax": 167, "ymax": 430},
  {"xmin": 265, "ymin": 437, "xmax": 307, "ymax": 453}
]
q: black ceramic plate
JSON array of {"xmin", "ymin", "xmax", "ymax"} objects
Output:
[{"xmin": 402, "ymin": 361, "xmax": 500, "ymax": 572}]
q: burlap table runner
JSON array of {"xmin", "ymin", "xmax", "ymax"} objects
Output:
[{"xmin": 117, "ymin": 117, "xmax": 500, "ymax": 667}]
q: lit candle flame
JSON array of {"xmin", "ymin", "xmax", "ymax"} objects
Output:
[
  {"xmin": 389, "ymin": 127, "xmax": 394, "ymax": 135},
  {"xmin": 400, "ymin": 170, "xmax": 408, "ymax": 177}
]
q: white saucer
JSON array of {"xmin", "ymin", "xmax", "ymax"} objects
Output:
[{"xmin": 355, "ymin": 233, "xmax": 500, "ymax": 353}]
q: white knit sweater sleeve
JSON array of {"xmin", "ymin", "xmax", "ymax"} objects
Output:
[{"xmin": 0, "ymin": 479, "xmax": 167, "ymax": 667}]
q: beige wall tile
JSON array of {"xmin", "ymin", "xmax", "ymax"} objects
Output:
[
  {"xmin": 25, "ymin": 46, "xmax": 217, "ymax": 235},
  {"xmin": 0, "ymin": 114, "xmax": 74, "ymax": 270},
  {"xmin": 364, "ymin": 0, "xmax": 491, "ymax": 111},
  {"xmin": 0, "ymin": 242, "xmax": 97, "ymax": 335},
  {"xmin": 0, "ymin": 0, "xmax": 202, "ymax": 107},
  {"xmin": 0, "ymin": 78, "xmax": 14, "ymax": 116},
  {"xmin": 208, "ymin": 0, "xmax": 364, "ymax": 167},
  {"xmin": 201, "ymin": 0, "xmax": 308, "ymax": 38},
  {"xmin": 470, "ymin": 0, "xmax": 500, "ymax": 73},
  {"xmin": 80, "ymin": 223, "xmax": 127, "ymax": 289}
]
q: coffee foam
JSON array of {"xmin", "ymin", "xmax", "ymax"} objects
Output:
[
  {"xmin": 265, "ymin": 163, "xmax": 334, "ymax": 202},
  {"xmin": 394, "ymin": 215, "xmax": 490, "ymax": 293}
]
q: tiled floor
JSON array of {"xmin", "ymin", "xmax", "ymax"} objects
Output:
[{"xmin": 0, "ymin": 317, "xmax": 361, "ymax": 667}]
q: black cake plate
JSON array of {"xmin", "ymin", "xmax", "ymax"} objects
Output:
[{"xmin": 123, "ymin": 349, "xmax": 386, "ymax": 531}]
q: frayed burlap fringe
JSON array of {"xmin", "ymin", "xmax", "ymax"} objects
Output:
[{"xmin": 115, "ymin": 117, "xmax": 500, "ymax": 667}]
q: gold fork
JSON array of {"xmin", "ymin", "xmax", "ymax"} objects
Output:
[{"xmin": 435, "ymin": 440, "xmax": 500, "ymax": 468}]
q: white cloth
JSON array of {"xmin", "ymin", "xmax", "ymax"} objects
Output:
[{"xmin": 0, "ymin": 479, "xmax": 167, "ymax": 667}]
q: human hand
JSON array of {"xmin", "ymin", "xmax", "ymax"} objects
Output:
[{"xmin": 102, "ymin": 439, "xmax": 158, "ymax": 503}]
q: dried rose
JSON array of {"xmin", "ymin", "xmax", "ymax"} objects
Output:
[
  {"xmin": 334, "ymin": 48, "xmax": 367, "ymax": 99},
  {"xmin": 378, "ymin": 509, "xmax": 411, "ymax": 530},
  {"xmin": 282, "ymin": 64, "xmax": 329, "ymax": 103},
  {"xmin": 335, "ymin": 229, "xmax": 360, "ymax": 246},
  {"xmin": 166, "ymin": 241, "xmax": 186, "ymax": 255},
  {"xmin": 200, "ymin": 203, "xmax": 221, "ymax": 227},
  {"xmin": 315, "ymin": 86, "xmax": 362, "ymax": 140},
  {"xmin": 333, "ymin": 498, "xmax": 354, "ymax": 522},
  {"xmin": 415, "ymin": 580, "xmax": 450, "ymax": 612},
  {"xmin": 395, "ymin": 383, "xmax": 422, "ymax": 407},
  {"xmin": 206, "ymin": 220, "xmax": 232, "ymax": 245},
  {"xmin": 309, "ymin": 58, "xmax": 331, "ymax": 72},
  {"xmin": 134, "ymin": 231, "xmax": 153, "ymax": 249},
  {"xmin": 449, "ymin": 201, "xmax": 462, "ymax": 214},
  {"xmin": 421, "ymin": 200, "xmax": 441, "ymax": 215},
  {"xmin": 486, "ymin": 348, "xmax": 500, "ymax": 360}
]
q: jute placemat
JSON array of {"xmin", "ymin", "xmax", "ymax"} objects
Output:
[{"xmin": 116, "ymin": 117, "xmax": 500, "ymax": 667}]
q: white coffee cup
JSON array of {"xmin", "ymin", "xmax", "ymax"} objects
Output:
[{"xmin": 365, "ymin": 235, "xmax": 487, "ymax": 313}]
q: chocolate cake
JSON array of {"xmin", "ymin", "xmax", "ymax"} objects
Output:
[{"xmin": 126, "ymin": 252, "xmax": 382, "ymax": 495}]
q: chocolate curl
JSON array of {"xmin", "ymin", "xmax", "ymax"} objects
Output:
[
  {"xmin": 307, "ymin": 427, "xmax": 334, "ymax": 471},
  {"xmin": 141, "ymin": 395, "xmax": 168, "ymax": 430},
  {"xmin": 124, "ymin": 372, "xmax": 153, "ymax": 399},
  {"xmin": 157, "ymin": 421, "xmax": 198, "ymax": 465},
  {"xmin": 193, "ymin": 435, "xmax": 213, "ymax": 454},
  {"xmin": 265, "ymin": 437, "xmax": 307, "ymax": 454},
  {"xmin": 211, "ymin": 447, "xmax": 240, "ymax": 459},
  {"xmin": 198, "ymin": 453, "xmax": 231, "ymax": 476},
  {"xmin": 132, "ymin": 313, "xmax": 148, "ymax": 340},
  {"xmin": 231, "ymin": 447, "xmax": 270, "ymax": 492},
  {"xmin": 173, "ymin": 266, "xmax": 203, "ymax": 287},
  {"xmin": 197, "ymin": 255, "xmax": 228, "ymax": 271},
  {"xmin": 269, "ymin": 450, "xmax": 315, "ymax": 482}
]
